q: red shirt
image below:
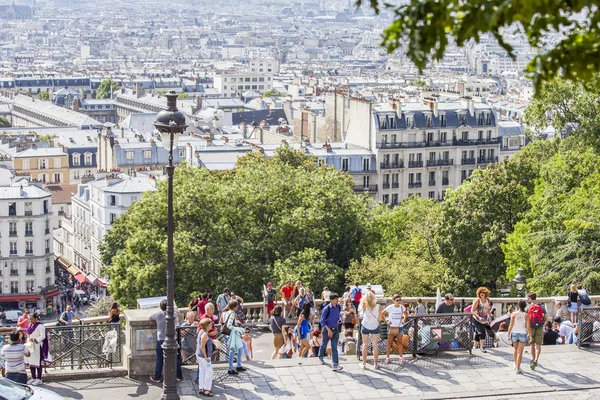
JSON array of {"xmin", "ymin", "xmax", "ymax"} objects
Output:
[
  {"xmin": 198, "ymin": 313, "xmax": 216, "ymax": 337},
  {"xmin": 197, "ymin": 299, "xmax": 209, "ymax": 316},
  {"xmin": 281, "ymin": 285, "xmax": 294, "ymax": 299}
]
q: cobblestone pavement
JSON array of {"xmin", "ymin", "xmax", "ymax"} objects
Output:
[{"xmin": 43, "ymin": 344, "xmax": 600, "ymax": 399}]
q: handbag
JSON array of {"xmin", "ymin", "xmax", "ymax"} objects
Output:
[
  {"xmin": 220, "ymin": 312, "xmax": 233, "ymax": 336},
  {"xmin": 388, "ymin": 326, "xmax": 400, "ymax": 336}
]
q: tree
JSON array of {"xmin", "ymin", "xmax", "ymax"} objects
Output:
[
  {"xmin": 358, "ymin": 0, "xmax": 600, "ymax": 89},
  {"xmin": 96, "ymin": 79, "xmax": 120, "ymax": 99},
  {"xmin": 37, "ymin": 91, "xmax": 49, "ymax": 101},
  {"xmin": 0, "ymin": 116, "xmax": 10, "ymax": 128},
  {"xmin": 100, "ymin": 147, "xmax": 371, "ymax": 308},
  {"xmin": 273, "ymin": 249, "xmax": 344, "ymax": 293},
  {"xmin": 262, "ymin": 89, "xmax": 286, "ymax": 98},
  {"xmin": 177, "ymin": 93, "xmax": 188, "ymax": 99}
]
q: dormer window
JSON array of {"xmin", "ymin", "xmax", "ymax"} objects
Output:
[
  {"xmin": 477, "ymin": 112, "xmax": 484, "ymax": 126},
  {"xmin": 389, "ymin": 116, "xmax": 396, "ymax": 129},
  {"xmin": 440, "ymin": 113, "xmax": 446, "ymax": 127},
  {"xmin": 425, "ymin": 113, "xmax": 433, "ymax": 128},
  {"xmin": 406, "ymin": 116, "xmax": 413, "ymax": 128},
  {"xmin": 72, "ymin": 153, "xmax": 81, "ymax": 166},
  {"xmin": 379, "ymin": 115, "xmax": 387, "ymax": 129},
  {"xmin": 458, "ymin": 113, "xmax": 467, "ymax": 125},
  {"xmin": 486, "ymin": 112, "xmax": 491, "ymax": 125}
]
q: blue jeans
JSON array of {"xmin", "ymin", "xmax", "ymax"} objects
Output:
[
  {"xmin": 228, "ymin": 348, "xmax": 243, "ymax": 371},
  {"xmin": 154, "ymin": 340, "xmax": 183, "ymax": 380},
  {"xmin": 319, "ymin": 327, "xmax": 340, "ymax": 367}
]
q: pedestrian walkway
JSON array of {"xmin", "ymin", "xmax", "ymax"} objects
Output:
[{"xmin": 43, "ymin": 345, "xmax": 600, "ymax": 399}]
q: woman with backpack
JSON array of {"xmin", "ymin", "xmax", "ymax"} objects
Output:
[
  {"xmin": 507, "ymin": 300, "xmax": 531, "ymax": 374},
  {"xmin": 567, "ymin": 284, "xmax": 578, "ymax": 323},
  {"xmin": 471, "ymin": 287, "xmax": 496, "ymax": 353},
  {"xmin": 294, "ymin": 287, "xmax": 308, "ymax": 318}
]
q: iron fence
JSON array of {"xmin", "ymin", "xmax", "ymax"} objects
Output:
[
  {"xmin": 176, "ymin": 325, "xmax": 229, "ymax": 364},
  {"xmin": 578, "ymin": 307, "xmax": 600, "ymax": 348},
  {"xmin": 356, "ymin": 313, "xmax": 473, "ymax": 360}
]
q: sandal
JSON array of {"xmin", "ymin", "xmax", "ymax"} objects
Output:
[{"xmin": 203, "ymin": 390, "xmax": 213, "ymax": 397}]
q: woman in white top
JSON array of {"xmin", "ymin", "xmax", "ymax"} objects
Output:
[
  {"xmin": 25, "ymin": 312, "xmax": 47, "ymax": 386},
  {"xmin": 507, "ymin": 299, "xmax": 531, "ymax": 374},
  {"xmin": 359, "ymin": 291, "xmax": 381, "ymax": 369}
]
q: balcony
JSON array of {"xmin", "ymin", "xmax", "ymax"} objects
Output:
[
  {"xmin": 442, "ymin": 178, "xmax": 449, "ymax": 185},
  {"xmin": 379, "ymin": 161, "xmax": 404, "ymax": 169},
  {"xmin": 429, "ymin": 180, "xmax": 436, "ymax": 186},
  {"xmin": 9, "ymin": 250, "xmax": 17, "ymax": 256},
  {"xmin": 392, "ymin": 182, "xmax": 399, "ymax": 188},
  {"xmin": 25, "ymin": 249, "xmax": 34, "ymax": 255},
  {"xmin": 408, "ymin": 182, "xmax": 423, "ymax": 188},
  {"xmin": 408, "ymin": 161, "xmax": 423, "ymax": 168},
  {"xmin": 24, "ymin": 210, "xmax": 32, "ymax": 216},
  {"xmin": 382, "ymin": 183, "xmax": 390, "ymax": 189},
  {"xmin": 378, "ymin": 141, "xmax": 454, "ymax": 149},
  {"xmin": 454, "ymin": 138, "xmax": 500, "ymax": 146},
  {"xmin": 10, "ymin": 270, "xmax": 18, "ymax": 276},
  {"xmin": 477, "ymin": 156, "xmax": 499, "ymax": 164},
  {"xmin": 26, "ymin": 269, "xmax": 34, "ymax": 275},
  {"xmin": 25, "ymin": 230, "xmax": 33, "ymax": 236},
  {"xmin": 426, "ymin": 159, "xmax": 454, "ymax": 167},
  {"xmin": 354, "ymin": 185, "xmax": 378, "ymax": 193},
  {"xmin": 461, "ymin": 158, "xmax": 476, "ymax": 165},
  {"xmin": 9, "ymin": 230, "xmax": 17, "ymax": 237}
]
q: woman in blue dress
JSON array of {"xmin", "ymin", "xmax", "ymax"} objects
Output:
[{"xmin": 296, "ymin": 302, "xmax": 312, "ymax": 358}]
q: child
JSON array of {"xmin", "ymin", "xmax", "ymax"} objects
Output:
[
  {"xmin": 414, "ymin": 299, "xmax": 427, "ymax": 315},
  {"xmin": 242, "ymin": 327, "xmax": 253, "ymax": 361},
  {"xmin": 340, "ymin": 329, "xmax": 357, "ymax": 354}
]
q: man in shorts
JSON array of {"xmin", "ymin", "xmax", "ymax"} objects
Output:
[
  {"xmin": 280, "ymin": 280, "xmax": 294, "ymax": 318},
  {"xmin": 526, "ymin": 292, "xmax": 547, "ymax": 370},
  {"xmin": 381, "ymin": 294, "xmax": 409, "ymax": 364}
]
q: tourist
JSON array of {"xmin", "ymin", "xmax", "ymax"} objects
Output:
[
  {"xmin": 306, "ymin": 286, "xmax": 316, "ymax": 322},
  {"xmin": 567, "ymin": 284, "xmax": 578, "ymax": 323},
  {"xmin": 321, "ymin": 286, "xmax": 332, "ymax": 310},
  {"xmin": 108, "ymin": 302, "xmax": 121, "ymax": 324},
  {"xmin": 17, "ymin": 309, "xmax": 30, "ymax": 331},
  {"xmin": 543, "ymin": 321, "xmax": 559, "ymax": 345},
  {"xmin": 180, "ymin": 311, "xmax": 198, "ymax": 363},
  {"xmin": 293, "ymin": 280, "xmax": 303, "ymax": 300},
  {"xmin": 342, "ymin": 286, "xmax": 352, "ymax": 303},
  {"xmin": 263, "ymin": 282, "xmax": 277, "ymax": 316},
  {"xmin": 197, "ymin": 293, "xmax": 209, "ymax": 317},
  {"xmin": 414, "ymin": 298, "xmax": 427, "ymax": 315},
  {"xmin": 189, "ymin": 297, "xmax": 199, "ymax": 321},
  {"xmin": 319, "ymin": 293, "xmax": 343, "ymax": 371},
  {"xmin": 269, "ymin": 305, "xmax": 286, "ymax": 359},
  {"xmin": 59, "ymin": 304, "xmax": 82, "ymax": 326},
  {"xmin": 555, "ymin": 316, "xmax": 575, "ymax": 344},
  {"xmin": 555, "ymin": 301, "xmax": 568, "ymax": 322},
  {"xmin": 310, "ymin": 329, "xmax": 324, "ymax": 357},
  {"xmin": 507, "ymin": 300, "xmax": 531, "ymax": 374},
  {"xmin": 199, "ymin": 303, "xmax": 220, "ymax": 363},
  {"xmin": 366, "ymin": 283, "xmax": 375, "ymax": 294},
  {"xmin": 1, "ymin": 330, "xmax": 30, "ymax": 384},
  {"xmin": 242, "ymin": 328, "xmax": 253, "ymax": 360},
  {"xmin": 25, "ymin": 313, "xmax": 48, "ymax": 386},
  {"xmin": 196, "ymin": 318, "xmax": 214, "ymax": 397},
  {"xmin": 350, "ymin": 281, "xmax": 362, "ymax": 311},
  {"xmin": 279, "ymin": 325, "xmax": 296, "ymax": 358},
  {"xmin": 381, "ymin": 294, "xmax": 409, "ymax": 365},
  {"xmin": 359, "ymin": 291, "xmax": 381, "ymax": 369},
  {"xmin": 471, "ymin": 287, "xmax": 495, "ymax": 353},
  {"xmin": 577, "ymin": 285, "xmax": 592, "ymax": 309},
  {"xmin": 296, "ymin": 303, "xmax": 311, "ymax": 358},
  {"xmin": 342, "ymin": 299, "xmax": 357, "ymax": 330},
  {"xmin": 149, "ymin": 299, "xmax": 183, "ymax": 383},
  {"xmin": 294, "ymin": 287, "xmax": 308, "ymax": 318},
  {"xmin": 281, "ymin": 280, "xmax": 294, "ymax": 319},
  {"xmin": 527, "ymin": 292, "xmax": 547, "ymax": 370},
  {"xmin": 341, "ymin": 328, "xmax": 357, "ymax": 355},
  {"xmin": 436, "ymin": 294, "xmax": 455, "ymax": 313},
  {"xmin": 230, "ymin": 292, "xmax": 245, "ymax": 325},
  {"xmin": 223, "ymin": 299, "xmax": 246, "ymax": 375},
  {"xmin": 216, "ymin": 288, "xmax": 231, "ymax": 317}
]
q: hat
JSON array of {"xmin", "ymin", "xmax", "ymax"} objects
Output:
[{"xmin": 366, "ymin": 283, "xmax": 372, "ymax": 289}]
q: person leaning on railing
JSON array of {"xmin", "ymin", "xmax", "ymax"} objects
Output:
[{"xmin": 108, "ymin": 302, "xmax": 121, "ymax": 324}]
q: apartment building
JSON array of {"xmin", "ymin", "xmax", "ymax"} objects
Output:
[
  {"xmin": 0, "ymin": 166, "xmax": 57, "ymax": 311},
  {"xmin": 213, "ymin": 72, "xmax": 274, "ymax": 98}
]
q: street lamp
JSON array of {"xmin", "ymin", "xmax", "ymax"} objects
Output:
[
  {"xmin": 154, "ymin": 91, "xmax": 188, "ymax": 400},
  {"xmin": 513, "ymin": 268, "xmax": 527, "ymax": 297}
]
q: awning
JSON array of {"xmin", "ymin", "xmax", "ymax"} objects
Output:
[
  {"xmin": 0, "ymin": 294, "xmax": 40, "ymax": 302},
  {"xmin": 98, "ymin": 279, "xmax": 107, "ymax": 288},
  {"xmin": 57, "ymin": 256, "xmax": 83, "ymax": 277},
  {"xmin": 74, "ymin": 273, "xmax": 88, "ymax": 284}
]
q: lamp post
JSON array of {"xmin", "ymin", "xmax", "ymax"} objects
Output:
[
  {"xmin": 513, "ymin": 268, "xmax": 527, "ymax": 297},
  {"xmin": 154, "ymin": 91, "xmax": 188, "ymax": 400}
]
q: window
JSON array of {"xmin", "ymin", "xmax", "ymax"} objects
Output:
[
  {"xmin": 406, "ymin": 117, "xmax": 412, "ymax": 128},
  {"xmin": 363, "ymin": 176, "xmax": 370, "ymax": 187},
  {"xmin": 259, "ymin": 85, "xmax": 264, "ymax": 90},
  {"xmin": 10, "ymin": 242, "xmax": 17, "ymax": 255},
  {"xmin": 109, "ymin": 195, "xmax": 116, "ymax": 206},
  {"xmin": 230, "ymin": 78, "xmax": 236, "ymax": 82},
  {"xmin": 9, "ymin": 221, "xmax": 17, "ymax": 235},
  {"xmin": 252, "ymin": 85, "xmax": 257, "ymax": 90},
  {"xmin": 487, "ymin": 130, "xmax": 492, "ymax": 139},
  {"xmin": 177, "ymin": 148, "xmax": 185, "ymax": 158},
  {"xmin": 53, "ymin": 173, "xmax": 61, "ymax": 183},
  {"xmin": 429, "ymin": 191, "xmax": 435, "ymax": 199},
  {"xmin": 429, "ymin": 152, "xmax": 436, "ymax": 162},
  {"xmin": 259, "ymin": 77, "xmax": 264, "ymax": 82},
  {"xmin": 11, "ymin": 281, "xmax": 18, "ymax": 294},
  {"xmin": 22, "ymin": 159, "xmax": 29, "ymax": 170},
  {"xmin": 409, "ymin": 173, "xmax": 414, "ymax": 184},
  {"xmin": 144, "ymin": 150, "xmax": 151, "ymax": 159},
  {"xmin": 391, "ymin": 134, "xmax": 397, "ymax": 144},
  {"xmin": 85, "ymin": 154, "xmax": 92, "ymax": 165},
  {"xmin": 126, "ymin": 151, "xmax": 134, "ymax": 160},
  {"xmin": 461, "ymin": 170, "xmax": 468, "ymax": 182},
  {"xmin": 24, "ymin": 202, "xmax": 32, "ymax": 216},
  {"xmin": 443, "ymin": 151, "xmax": 449, "ymax": 160},
  {"xmin": 39, "ymin": 159, "xmax": 47, "ymax": 169},
  {"xmin": 440, "ymin": 132, "xmax": 447, "ymax": 143},
  {"xmin": 26, "ymin": 260, "xmax": 34, "ymax": 275},
  {"xmin": 429, "ymin": 171, "xmax": 435, "ymax": 185},
  {"xmin": 462, "ymin": 131, "xmax": 469, "ymax": 141},
  {"xmin": 245, "ymin": 78, "xmax": 250, "ymax": 82},
  {"xmin": 317, "ymin": 159, "xmax": 325, "ymax": 167},
  {"xmin": 391, "ymin": 194, "xmax": 398, "ymax": 205},
  {"xmin": 440, "ymin": 114, "xmax": 446, "ymax": 127},
  {"xmin": 73, "ymin": 154, "xmax": 81, "ymax": 166},
  {"xmin": 442, "ymin": 171, "xmax": 449, "ymax": 185},
  {"xmin": 74, "ymin": 169, "xmax": 80, "ymax": 179},
  {"xmin": 381, "ymin": 134, "xmax": 388, "ymax": 144},
  {"xmin": 110, "ymin": 213, "xmax": 117, "ymax": 224},
  {"xmin": 382, "ymin": 194, "xmax": 389, "ymax": 204},
  {"xmin": 223, "ymin": 86, "xmax": 227, "ymax": 90},
  {"xmin": 45, "ymin": 239, "xmax": 50, "ymax": 253},
  {"xmin": 26, "ymin": 241, "xmax": 33, "ymax": 254},
  {"xmin": 223, "ymin": 78, "xmax": 227, "ymax": 82},
  {"xmin": 427, "ymin": 132, "xmax": 434, "ymax": 142},
  {"xmin": 341, "ymin": 158, "xmax": 349, "ymax": 171},
  {"xmin": 45, "ymin": 219, "xmax": 49, "ymax": 234},
  {"xmin": 416, "ymin": 173, "xmax": 422, "ymax": 183},
  {"xmin": 54, "ymin": 158, "xmax": 61, "ymax": 168},
  {"xmin": 478, "ymin": 130, "xmax": 483, "ymax": 140},
  {"xmin": 362, "ymin": 158, "xmax": 370, "ymax": 171},
  {"xmin": 46, "ymin": 278, "xmax": 51, "ymax": 287},
  {"xmin": 25, "ymin": 221, "xmax": 33, "ymax": 235}
]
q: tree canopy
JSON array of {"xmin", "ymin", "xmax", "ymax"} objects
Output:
[
  {"xmin": 358, "ymin": 0, "xmax": 600, "ymax": 90},
  {"xmin": 37, "ymin": 91, "xmax": 49, "ymax": 101},
  {"xmin": 0, "ymin": 116, "xmax": 10, "ymax": 128},
  {"xmin": 96, "ymin": 79, "xmax": 120, "ymax": 99}
]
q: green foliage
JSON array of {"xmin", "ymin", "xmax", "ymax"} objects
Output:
[
  {"xmin": 101, "ymin": 147, "xmax": 370, "ymax": 308},
  {"xmin": 412, "ymin": 79, "xmax": 427, "ymax": 87},
  {"xmin": 273, "ymin": 248, "xmax": 344, "ymax": 292},
  {"xmin": 155, "ymin": 90, "xmax": 167, "ymax": 96},
  {"xmin": 24, "ymin": 91, "xmax": 32, "ymax": 97},
  {"xmin": 262, "ymin": 89, "xmax": 286, "ymax": 98},
  {"xmin": 37, "ymin": 91, "xmax": 50, "ymax": 101},
  {"xmin": 178, "ymin": 93, "xmax": 189, "ymax": 98},
  {"xmin": 38, "ymin": 134, "xmax": 56, "ymax": 142},
  {"xmin": 96, "ymin": 79, "xmax": 120, "ymax": 99},
  {"xmin": 357, "ymin": 0, "xmax": 600, "ymax": 90},
  {"xmin": 0, "ymin": 116, "xmax": 10, "ymax": 128}
]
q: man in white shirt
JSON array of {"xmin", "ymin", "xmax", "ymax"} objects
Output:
[
  {"xmin": 380, "ymin": 294, "xmax": 409, "ymax": 364},
  {"xmin": 555, "ymin": 316, "xmax": 574, "ymax": 344}
]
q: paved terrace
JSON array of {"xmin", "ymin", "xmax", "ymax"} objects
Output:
[{"xmin": 43, "ymin": 344, "xmax": 600, "ymax": 400}]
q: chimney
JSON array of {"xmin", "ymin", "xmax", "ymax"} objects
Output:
[
  {"xmin": 72, "ymin": 97, "xmax": 79, "ymax": 112},
  {"xmin": 241, "ymin": 121, "xmax": 248, "ymax": 138},
  {"xmin": 196, "ymin": 95, "xmax": 202, "ymax": 109},
  {"xmin": 467, "ymin": 98, "xmax": 474, "ymax": 115},
  {"xmin": 433, "ymin": 99, "xmax": 438, "ymax": 118}
]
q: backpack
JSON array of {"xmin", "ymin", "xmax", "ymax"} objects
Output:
[
  {"xmin": 56, "ymin": 312, "xmax": 67, "ymax": 326},
  {"xmin": 579, "ymin": 289, "xmax": 592, "ymax": 306},
  {"xmin": 528, "ymin": 303, "xmax": 544, "ymax": 328},
  {"xmin": 344, "ymin": 340, "xmax": 356, "ymax": 355},
  {"xmin": 298, "ymin": 295, "xmax": 307, "ymax": 308},
  {"xmin": 353, "ymin": 288, "xmax": 362, "ymax": 303}
]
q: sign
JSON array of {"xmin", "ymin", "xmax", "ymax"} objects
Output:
[{"xmin": 430, "ymin": 325, "xmax": 455, "ymax": 341}]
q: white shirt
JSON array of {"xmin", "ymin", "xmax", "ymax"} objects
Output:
[
  {"xmin": 322, "ymin": 291, "xmax": 331, "ymax": 302},
  {"xmin": 511, "ymin": 311, "xmax": 527, "ymax": 334},
  {"xmin": 384, "ymin": 304, "xmax": 406, "ymax": 327},
  {"xmin": 360, "ymin": 305, "xmax": 380, "ymax": 330}
]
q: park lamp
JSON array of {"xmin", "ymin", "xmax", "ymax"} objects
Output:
[
  {"xmin": 513, "ymin": 268, "xmax": 527, "ymax": 293},
  {"xmin": 155, "ymin": 91, "xmax": 187, "ymax": 151}
]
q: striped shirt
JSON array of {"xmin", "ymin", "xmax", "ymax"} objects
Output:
[{"xmin": 1, "ymin": 343, "xmax": 27, "ymax": 373}]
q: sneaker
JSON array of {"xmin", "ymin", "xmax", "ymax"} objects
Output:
[
  {"xmin": 332, "ymin": 365, "xmax": 344, "ymax": 372},
  {"xmin": 31, "ymin": 379, "xmax": 41, "ymax": 386},
  {"xmin": 235, "ymin": 367, "xmax": 247, "ymax": 372},
  {"xmin": 374, "ymin": 364, "xmax": 380, "ymax": 370},
  {"xmin": 319, "ymin": 358, "xmax": 325, "ymax": 365},
  {"xmin": 530, "ymin": 361, "xmax": 537, "ymax": 370},
  {"xmin": 480, "ymin": 347, "xmax": 487, "ymax": 353},
  {"xmin": 27, "ymin": 379, "xmax": 35, "ymax": 385},
  {"xmin": 516, "ymin": 369, "xmax": 522, "ymax": 375},
  {"xmin": 359, "ymin": 364, "xmax": 365, "ymax": 369},
  {"xmin": 150, "ymin": 376, "xmax": 161, "ymax": 383},
  {"xmin": 177, "ymin": 377, "xmax": 183, "ymax": 382},
  {"xmin": 227, "ymin": 370, "xmax": 239, "ymax": 375}
]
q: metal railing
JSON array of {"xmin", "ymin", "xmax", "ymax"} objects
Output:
[
  {"xmin": 578, "ymin": 307, "xmax": 600, "ymax": 348},
  {"xmin": 176, "ymin": 325, "xmax": 229, "ymax": 365}
]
